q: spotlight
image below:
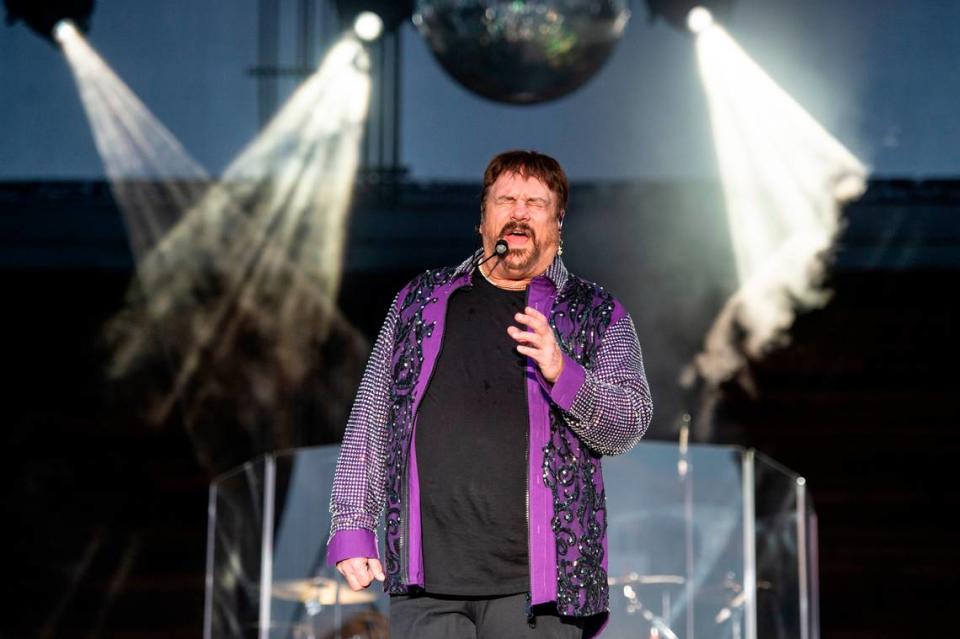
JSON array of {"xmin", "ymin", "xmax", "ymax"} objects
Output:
[
  {"xmin": 686, "ymin": 7, "xmax": 714, "ymax": 34},
  {"xmin": 4, "ymin": 0, "xmax": 95, "ymax": 44},
  {"xmin": 333, "ymin": 1, "xmax": 412, "ymax": 35},
  {"xmin": 645, "ymin": 0, "xmax": 732, "ymax": 32},
  {"xmin": 53, "ymin": 19, "xmax": 77, "ymax": 43},
  {"xmin": 353, "ymin": 11, "xmax": 383, "ymax": 42}
]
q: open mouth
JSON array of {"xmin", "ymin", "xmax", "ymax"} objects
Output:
[
  {"xmin": 503, "ymin": 230, "xmax": 531, "ymax": 247},
  {"xmin": 501, "ymin": 224, "xmax": 533, "ymax": 245}
]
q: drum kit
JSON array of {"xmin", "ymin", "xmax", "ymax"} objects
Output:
[
  {"xmin": 268, "ymin": 576, "xmax": 387, "ymax": 639},
  {"xmin": 607, "ymin": 572, "xmax": 757, "ymax": 639},
  {"xmin": 263, "ymin": 571, "xmax": 752, "ymax": 639},
  {"xmin": 608, "ymin": 573, "xmax": 684, "ymax": 639}
]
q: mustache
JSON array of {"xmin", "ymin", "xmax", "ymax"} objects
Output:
[{"xmin": 499, "ymin": 221, "xmax": 536, "ymax": 239}]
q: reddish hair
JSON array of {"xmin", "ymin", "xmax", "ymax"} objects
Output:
[{"xmin": 480, "ymin": 150, "xmax": 568, "ymax": 219}]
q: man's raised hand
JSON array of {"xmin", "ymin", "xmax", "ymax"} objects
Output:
[{"xmin": 508, "ymin": 306, "xmax": 564, "ymax": 383}]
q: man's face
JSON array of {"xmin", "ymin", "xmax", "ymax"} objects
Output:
[{"xmin": 479, "ymin": 171, "xmax": 561, "ymax": 278}]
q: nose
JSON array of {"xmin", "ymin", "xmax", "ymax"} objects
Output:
[{"xmin": 509, "ymin": 201, "xmax": 532, "ymax": 220}]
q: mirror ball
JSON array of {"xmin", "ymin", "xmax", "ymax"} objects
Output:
[{"xmin": 413, "ymin": 0, "xmax": 631, "ymax": 105}]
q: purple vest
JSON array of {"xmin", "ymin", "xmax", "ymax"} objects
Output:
[{"xmin": 383, "ymin": 259, "xmax": 620, "ymax": 619}]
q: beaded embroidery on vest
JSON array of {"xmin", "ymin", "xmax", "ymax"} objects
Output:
[
  {"xmin": 382, "ymin": 264, "xmax": 617, "ymax": 618},
  {"xmin": 545, "ymin": 276, "xmax": 616, "ymax": 616},
  {"xmin": 384, "ymin": 267, "xmax": 457, "ymax": 593}
]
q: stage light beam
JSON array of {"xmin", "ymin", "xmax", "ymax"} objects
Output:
[
  {"xmin": 57, "ymin": 17, "xmax": 208, "ymax": 258},
  {"xmin": 688, "ymin": 23, "xmax": 867, "ymax": 390},
  {"xmin": 108, "ymin": 37, "xmax": 372, "ymax": 429},
  {"xmin": 58, "ymin": 24, "xmax": 372, "ymax": 450}
]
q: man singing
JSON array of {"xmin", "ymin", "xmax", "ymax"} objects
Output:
[{"xmin": 327, "ymin": 150, "xmax": 652, "ymax": 637}]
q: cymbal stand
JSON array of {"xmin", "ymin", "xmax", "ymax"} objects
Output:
[
  {"xmin": 621, "ymin": 584, "xmax": 679, "ymax": 639},
  {"xmin": 299, "ymin": 580, "xmax": 341, "ymax": 639},
  {"xmin": 302, "ymin": 592, "xmax": 321, "ymax": 639},
  {"xmin": 714, "ymin": 582, "xmax": 746, "ymax": 639}
]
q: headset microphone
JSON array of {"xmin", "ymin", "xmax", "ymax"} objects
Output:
[{"xmin": 476, "ymin": 239, "xmax": 508, "ymax": 268}]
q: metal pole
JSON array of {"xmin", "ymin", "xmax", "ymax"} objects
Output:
[
  {"xmin": 741, "ymin": 449, "xmax": 757, "ymax": 639},
  {"xmin": 392, "ymin": 28, "xmax": 402, "ymax": 173},
  {"xmin": 678, "ymin": 416, "xmax": 695, "ymax": 639},
  {"xmin": 809, "ymin": 513, "xmax": 821, "ymax": 639},
  {"xmin": 361, "ymin": 38, "xmax": 370, "ymax": 173},
  {"xmin": 259, "ymin": 456, "xmax": 277, "ymax": 639},
  {"xmin": 378, "ymin": 37, "xmax": 387, "ymax": 173},
  {"xmin": 202, "ymin": 484, "xmax": 218, "ymax": 639},
  {"xmin": 256, "ymin": 0, "xmax": 280, "ymax": 127},
  {"xmin": 297, "ymin": 0, "xmax": 316, "ymax": 70},
  {"xmin": 797, "ymin": 477, "xmax": 809, "ymax": 639}
]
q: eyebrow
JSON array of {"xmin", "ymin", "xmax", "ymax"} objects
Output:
[{"xmin": 495, "ymin": 195, "xmax": 549, "ymax": 203}]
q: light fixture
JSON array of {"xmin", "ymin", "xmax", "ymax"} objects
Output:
[
  {"xmin": 333, "ymin": 1, "xmax": 412, "ymax": 35},
  {"xmin": 686, "ymin": 6, "xmax": 714, "ymax": 34},
  {"xmin": 53, "ymin": 18, "xmax": 77, "ymax": 43},
  {"xmin": 3, "ymin": 0, "xmax": 95, "ymax": 44},
  {"xmin": 353, "ymin": 10, "xmax": 383, "ymax": 42},
  {"xmin": 645, "ymin": 0, "xmax": 732, "ymax": 32}
]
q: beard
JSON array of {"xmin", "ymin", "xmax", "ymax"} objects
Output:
[{"xmin": 497, "ymin": 220, "xmax": 558, "ymax": 273}]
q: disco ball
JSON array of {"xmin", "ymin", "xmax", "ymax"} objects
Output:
[{"xmin": 413, "ymin": 0, "xmax": 631, "ymax": 105}]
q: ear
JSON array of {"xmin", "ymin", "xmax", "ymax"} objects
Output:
[{"xmin": 558, "ymin": 211, "xmax": 565, "ymax": 229}]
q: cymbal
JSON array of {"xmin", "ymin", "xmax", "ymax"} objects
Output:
[
  {"xmin": 608, "ymin": 572, "xmax": 685, "ymax": 586},
  {"xmin": 272, "ymin": 577, "xmax": 377, "ymax": 605}
]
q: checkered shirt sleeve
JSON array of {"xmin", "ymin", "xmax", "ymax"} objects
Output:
[
  {"xmin": 551, "ymin": 314, "xmax": 653, "ymax": 456},
  {"xmin": 328, "ymin": 294, "xmax": 399, "ymax": 542}
]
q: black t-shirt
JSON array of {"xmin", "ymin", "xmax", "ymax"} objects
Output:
[{"xmin": 415, "ymin": 271, "xmax": 530, "ymax": 595}]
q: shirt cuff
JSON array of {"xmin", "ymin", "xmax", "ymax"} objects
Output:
[
  {"xmin": 326, "ymin": 529, "xmax": 379, "ymax": 566},
  {"xmin": 543, "ymin": 352, "xmax": 585, "ymax": 412}
]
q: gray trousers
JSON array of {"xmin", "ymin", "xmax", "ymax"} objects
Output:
[{"xmin": 389, "ymin": 592, "xmax": 585, "ymax": 639}]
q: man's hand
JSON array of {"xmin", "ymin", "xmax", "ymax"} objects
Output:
[
  {"xmin": 336, "ymin": 557, "xmax": 385, "ymax": 591},
  {"xmin": 508, "ymin": 306, "xmax": 564, "ymax": 383}
]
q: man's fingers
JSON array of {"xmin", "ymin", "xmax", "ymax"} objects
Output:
[
  {"xmin": 337, "ymin": 562, "xmax": 361, "ymax": 590},
  {"xmin": 524, "ymin": 306, "xmax": 547, "ymax": 321},
  {"xmin": 369, "ymin": 558, "xmax": 386, "ymax": 582},
  {"xmin": 510, "ymin": 311, "xmax": 562, "ymax": 381},
  {"xmin": 508, "ymin": 325, "xmax": 542, "ymax": 347},
  {"xmin": 514, "ymin": 310, "xmax": 549, "ymax": 334},
  {"xmin": 522, "ymin": 307, "xmax": 550, "ymax": 329},
  {"xmin": 341, "ymin": 557, "xmax": 368, "ymax": 575},
  {"xmin": 343, "ymin": 571, "xmax": 365, "ymax": 591},
  {"xmin": 337, "ymin": 558, "xmax": 376, "ymax": 591},
  {"xmin": 516, "ymin": 345, "xmax": 540, "ymax": 359}
]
